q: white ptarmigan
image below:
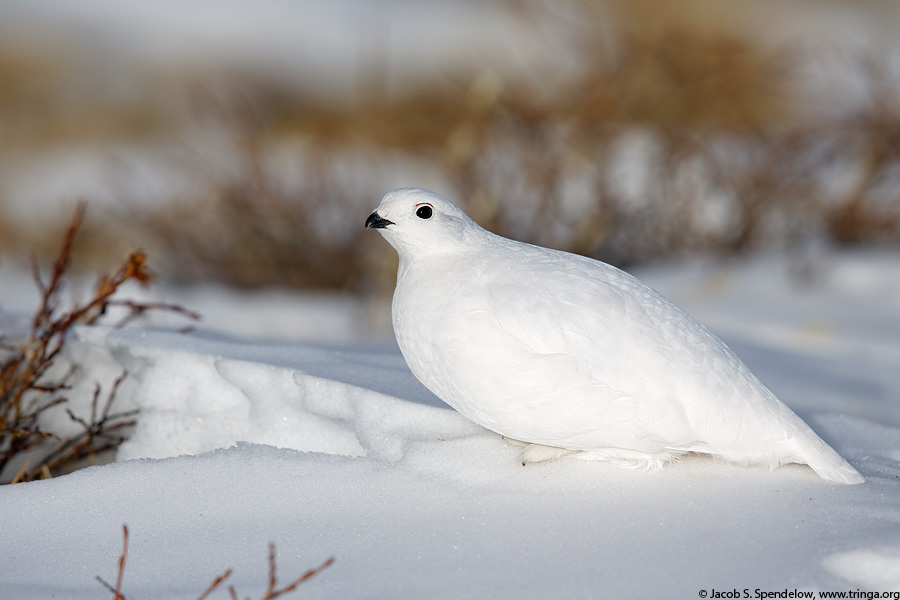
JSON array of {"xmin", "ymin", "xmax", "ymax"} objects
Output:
[{"xmin": 365, "ymin": 188, "xmax": 864, "ymax": 484}]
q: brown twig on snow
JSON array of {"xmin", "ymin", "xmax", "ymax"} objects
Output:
[
  {"xmin": 259, "ymin": 543, "xmax": 335, "ymax": 600},
  {"xmin": 226, "ymin": 545, "xmax": 335, "ymax": 600},
  {"xmin": 23, "ymin": 372, "xmax": 138, "ymax": 481},
  {"xmin": 96, "ymin": 524, "xmax": 128, "ymax": 600},
  {"xmin": 97, "ymin": 526, "xmax": 334, "ymax": 600},
  {"xmin": 195, "ymin": 568, "xmax": 234, "ymax": 600},
  {"xmin": 1, "ymin": 202, "xmax": 199, "ymax": 483}
]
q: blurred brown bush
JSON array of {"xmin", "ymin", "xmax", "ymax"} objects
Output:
[{"xmin": 0, "ymin": 1, "xmax": 898, "ymax": 293}]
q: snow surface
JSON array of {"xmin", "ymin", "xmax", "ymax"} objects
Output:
[{"xmin": 2, "ymin": 250, "xmax": 900, "ymax": 598}]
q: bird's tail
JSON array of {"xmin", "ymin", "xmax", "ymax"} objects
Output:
[{"xmin": 798, "ymin": 436, "xmax": 864, "ymax": 485}]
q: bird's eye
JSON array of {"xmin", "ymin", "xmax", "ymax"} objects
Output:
[{"xmin": 416, "ymin": 205, "xmax": 433, "ymax": 220}]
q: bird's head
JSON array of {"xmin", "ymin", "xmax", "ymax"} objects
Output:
[{"xmin": 365, "ymin": 188, "xmax": 484, "ymax": 259}]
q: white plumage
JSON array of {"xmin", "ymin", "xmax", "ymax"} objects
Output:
[{"xmin": 365, "ymin": 188, "xmax": 864, "ymax": 485}]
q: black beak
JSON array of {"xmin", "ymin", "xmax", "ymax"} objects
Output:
[{"xmin": 365, "ymin": 211, "xmax": 394, "ymax": 229}]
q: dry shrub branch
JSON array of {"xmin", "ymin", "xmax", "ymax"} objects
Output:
[
  {"xmin": 97, "ymin": 525, "xmax": 334, "ymax": 600},
  {"xmin": 0, "ymin": 202, "xmax": 199, "ymax": 484}
]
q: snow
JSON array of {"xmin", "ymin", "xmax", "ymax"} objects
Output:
[
  {"xmin": 2, "ymin": 250, "xmax": 900, "ymax": 598},
  {"xmin": 824, "ymin": 548, "xmax": 900, "ymax": 591}
]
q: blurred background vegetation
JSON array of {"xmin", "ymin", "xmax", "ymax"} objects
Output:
[{"xmin": 0, "ymin": 0, "xmax": 898, "ymax": 295}]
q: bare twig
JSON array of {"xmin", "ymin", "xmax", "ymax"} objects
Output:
[
  {"xmin": 96, "ymin": 528, "xmax": 333, "ymax": 600},
  {"xmin": 24, "ymin": 372, "xmax": 136, "ymax": 480},
  {"xmin": 196, "ymin": 568, "xmax": 234, "ymax": 600},
  {"xmin": 1, "ymin": 203, "xmax": 199, "ymax": 484},
  {"xmin": 96, "ymin": 525, "xmax": 128, "ymax": 600},
  {"xmin": 260, "ymin": 544, "xmax": 335, "ymax": 600},
  {"xmin": 109, "ymin": 300, "xmax": 202, "ymax": 328}
]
